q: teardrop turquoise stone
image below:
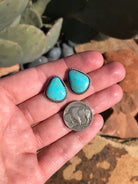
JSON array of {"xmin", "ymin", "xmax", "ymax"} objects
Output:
[
  {"xmin": 68, "ymin": 69, "xmax": 90, "ymax": 94},
  {"xmin": 46, "ymin": 77, "xmax": 67, "ymax": 102}
]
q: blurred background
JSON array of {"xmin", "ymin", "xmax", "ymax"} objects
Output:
[{"xmin": 0, "ymin": 0, "xmax": 138, "ymax": 183}]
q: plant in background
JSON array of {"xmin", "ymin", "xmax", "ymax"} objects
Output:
[
  {"xmin": 0, "ymin": 0, "xmax": 63, "ymax": 67},
  {"xmin": 1, "ymin": 0, "xmax": 137, "ymax": 67}
]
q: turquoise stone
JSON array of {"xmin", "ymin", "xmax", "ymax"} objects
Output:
[
  {"xmin": 45, "ymin": 77, "xmax": 67, "ymax": 102},
  {"xmin": 68, "ymin": 69, "xmax": 90, "ymax": 94}
]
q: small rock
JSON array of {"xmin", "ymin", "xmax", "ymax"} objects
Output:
[
  {"xmin": 102, "ymin": 111, "xmax": 138, "ymax": 138},
  {"xmin": 47, "ymin": 47, "xmax": 61, "ymax": 61},
  {"xmin": 0, "ymin": 64, "xmax": 20, "ymax": 77},
  {"xmin": 62, "ymin": 43, "xmax": 74, "ymax": 57},
  {"xmin": 114, "ymin": 92, "xmax": 137, "ymax": 114},
  {"xmin": 25, "ymin": 56, "xmax": 48, "ymax": 68},
  {"xmin": 104, "ymin": 49, "xmax": 138, "ymax": 93},
  {"xmin": 68, "ymin": 40, "xmax": 78, "ymax": 47},
  {"xmin": 101, "ymin": 91, "xmax": 138, "ymax": 138},
  {"xmin": 75, "ymin": 37, "xmax": 138, "ymax": 56},
  {"xmin": 20, "ymin": 64, "xmax": 24, "ymax": 71}
]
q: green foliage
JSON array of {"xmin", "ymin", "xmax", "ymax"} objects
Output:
[
  {"xmin": 10, "ymin": 15, "xmax": 22, "ymax": 26},
  {"xmin": 21, "ymin": 7, "xmax": 43, "ymax": 28},
  {"xmin": 0, "ymin": 39, "xmax": 23, "ymax": 67},
  {"xmin": 32, "ymin": 0, "xmax": 51, "ymax": 15},
  {"xmin": 0, "ymin": 0, "xmax": 63, "ymax": 67},
  {"xmin": 0, "ymin": 24, "xmax": 46, "ymax": 66},
  {"xmin": 0, "ymin": 0, "xmax": 29, "ymax": 31},
  {"xmin": 45, "ymin": 18, "xmax": 63, "ymax": 53}
]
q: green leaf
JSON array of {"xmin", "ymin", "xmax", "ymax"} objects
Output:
[
  {"xmin": 32, "ymin": 0, "xmax": 51, "ymax": 15},
  {"xmin": 0, "ymin": 39, "xmax": 23, "ymax": 67},
  {"xmin": 0, "ymin": 24, "xmax": 46, "ymax": 63},
  {"xmin": 45, "ymin": 18, "xmax": 63, "ymax": 53},
  {"xmin": 0, "ymin": 0, "xmax": 29, "ymax": 31},
  {"xmin": 21, "ymin": 7, "xmax": 43, "ymax": 28}
]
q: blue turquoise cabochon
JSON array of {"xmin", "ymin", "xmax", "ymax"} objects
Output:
[
  {"xmin": 45, "ymin": 76, "xmax": 67, "ymax": 102},
  {"xmin": 68, "ymin": 69, "xmax": 90, "ymax": 94}
]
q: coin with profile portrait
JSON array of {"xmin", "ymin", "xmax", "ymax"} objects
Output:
[{"xmin": 63, "ymin": 101, "xmax": 93, "ymax": 131}]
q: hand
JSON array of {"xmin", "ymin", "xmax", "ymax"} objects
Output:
[{"xmin": 0, "ymin": 51, "xmax": 125, "ymax": 184}]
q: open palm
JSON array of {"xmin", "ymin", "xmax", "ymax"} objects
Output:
[{"xmin": 0, "ymin": 51, "xmax": 125, "ymax": 184}]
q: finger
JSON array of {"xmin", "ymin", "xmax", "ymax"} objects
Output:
[
  {"xmin": 38, "ymin": 114, "xmax": 103, "ymax": 181},
  {"xmin": 19, "ymin": 62, "xmax": 125, "ymax": 125},
  {"xmin": 0, "ymin": 51, "xmax": 103, "ymax": 104},
  {"xmin": 33, "ymin": 84, "xmax": 123, "ymax": 150}
]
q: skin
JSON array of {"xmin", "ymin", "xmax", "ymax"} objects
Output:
[{"xmin": 0, "ymin": 51, "xmax": 125, "ymax": 184}]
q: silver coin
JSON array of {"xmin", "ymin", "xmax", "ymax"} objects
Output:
[{"xmin": 63, "ymin": 101, "xmax": 93, "ymax": 131}]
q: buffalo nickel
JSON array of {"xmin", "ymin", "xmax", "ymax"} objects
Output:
[{"xmin": 63, "ymin": 101, "xmax": 93, "ymax": 131}]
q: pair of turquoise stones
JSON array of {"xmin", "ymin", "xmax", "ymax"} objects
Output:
[{"xmin": 45, "ymin": 69, "xmax": 90, "ymax": 102}]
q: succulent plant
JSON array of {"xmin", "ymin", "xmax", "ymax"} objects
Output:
[
  {"xmin": 0, "ymin": 24, "xmax": 46, "ymax": 66},
  {"xmin": 21, "ymin": 6, "xmax": 43, "ymax": 28},
  {"xmin": 45, "ymin": 18, "xmax": 63, "ymax": 53},
  {"xmin": 32, "ymin": 0, "xmax": 51, "ymax": 15},
  {"xmin": 0, "ymin": 0, "xmax": 29, "ymax": 31},
  {"xmin": 10, "ymin": 15, "xmax": 22, "ymax": 27},
  {"xmin": 0, "ymin": 17, "xmax": 63, "ymax": 67},
  {"xmin": 0, "ymin": 39, "xmax": 23, "ymax": 67},
  {"xmin": 0, "ymin": 0, "xmax": 63, "ymax": 67}
]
